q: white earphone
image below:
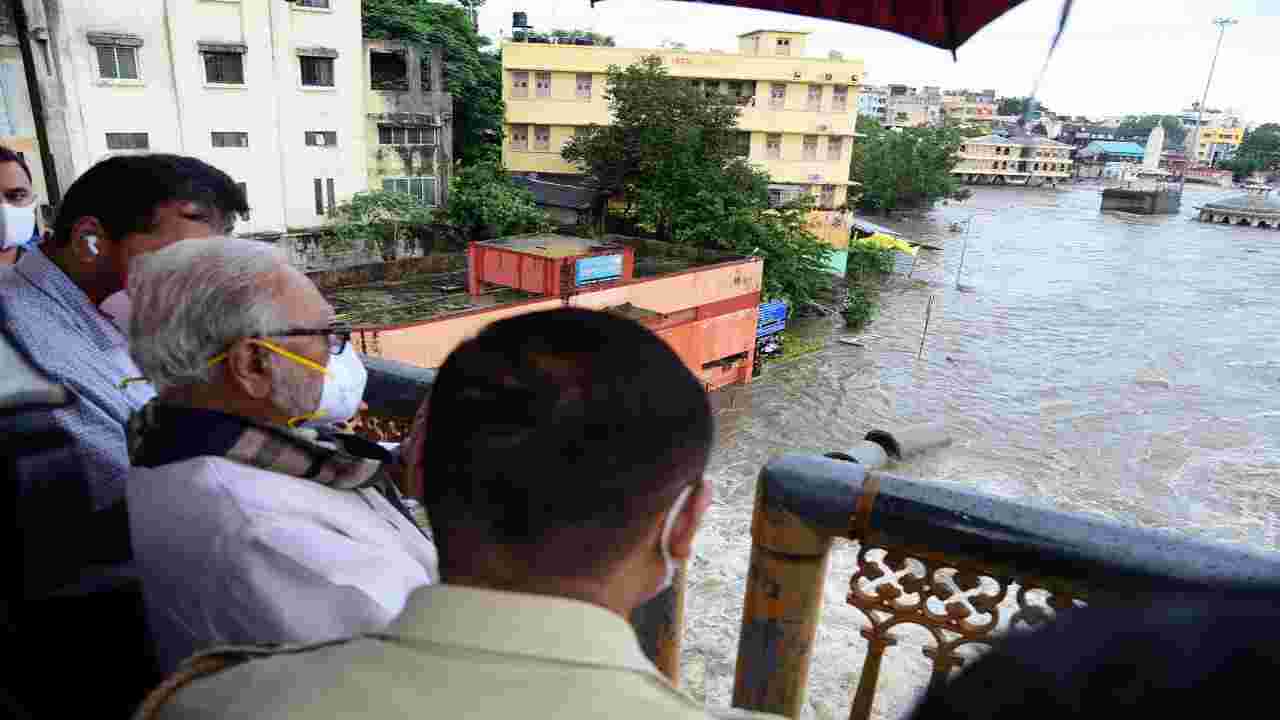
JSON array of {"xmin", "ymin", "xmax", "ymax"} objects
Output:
[{"xmin": 85, "ymin": 234, "xmax": 99, "ymax": 256}]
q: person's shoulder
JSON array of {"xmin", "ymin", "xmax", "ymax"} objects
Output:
[{"xmin": 134, "ymin": 638, "xmax": 357, "ymax": 720}]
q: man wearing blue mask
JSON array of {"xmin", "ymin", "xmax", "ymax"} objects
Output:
[
  {"xmin": 124, "ymin": 237, "xmax": 437, "ymax": 674},
  {"xmin": 0, "ymin": 146, "xmax": 41, "ymax": 264},
  {"xmin": 143, "ymin": 309, "xmax": 743, "ymax": 720}
]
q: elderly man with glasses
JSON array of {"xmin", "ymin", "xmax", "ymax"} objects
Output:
[{"xmin": 123, "ymin": 237, "xmax": 438, "ymax": 674}]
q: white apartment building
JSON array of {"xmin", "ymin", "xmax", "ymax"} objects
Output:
[{"xmin": 11, "ymin": 0, "xmax": 366, "ymax": 236}]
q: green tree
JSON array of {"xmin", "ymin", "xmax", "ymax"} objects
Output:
[
  {"xmin": 1222, "ymin": 124, "xmax": 1280, "ymax": 178},
  {"xmin": 561, "ymin": 55, "xmax": 743, "ymax": 241},
  {"xmin": 445, "ymin": 160, "xmax": 551, "ymax": 239},
  {"xmin": 1119, "ymin": 114, "xmax": 1187, "ymax": 148},
  {"xmin": 329, "ymin": 190, "xmax": 435, "ymax": 259},
  {"xmin": 549, "ymin": 29, "xmax": 616, "ymax": 46},
  {"xmin": 996, "ymin": 96, "xmax": 1051, "ymax": 117},
  {"xmin": 363, "ymin": 0, "xmax": 503, "ymax": 165},
  {"xmin": 560, "ymin": 56, "xmax": 832, "ymax": 308},
  {"xmin": 851, "ymin": 123, "xmax": 966, "ymax": 213}
]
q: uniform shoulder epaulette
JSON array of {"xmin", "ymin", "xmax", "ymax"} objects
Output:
[{"xmin": 132, "ymin": 638, "xmax": 352, "ymax": 720}]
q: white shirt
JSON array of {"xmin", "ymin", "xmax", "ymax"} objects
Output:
[{"xmin": 127, "ymin": 456, "xmax": 438, "ymax": 673}]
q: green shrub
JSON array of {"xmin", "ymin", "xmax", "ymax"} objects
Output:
[
  {"xmin": 846, "ymin": 241, "xmax": 895, "ymax": 281},
  {"xmin": 843, "ymin": 285, "xmax": 877, "ymax": 331}
]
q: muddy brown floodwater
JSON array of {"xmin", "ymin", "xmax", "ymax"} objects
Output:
[{"xmin": 682, "ymin": 184, "xmax": 1280, "ymax": 720}]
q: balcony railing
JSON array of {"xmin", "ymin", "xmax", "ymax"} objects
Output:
[{"xmin": 359, "ymin": 358, "xmax": 1280, "ymax": 719}]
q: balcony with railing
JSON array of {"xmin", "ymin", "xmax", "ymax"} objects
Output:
[{"xmin": 359, "ymin": 360, "xmax": 1280, "ymax": 720}]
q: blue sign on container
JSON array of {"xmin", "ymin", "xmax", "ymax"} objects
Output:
[
  {"xmin": 756, "ymin": 300, "xmax": 788, "ymax": 338},
  {"xmin": 575, "ymin": 254, "xmax": 623, "ymax": 286}
]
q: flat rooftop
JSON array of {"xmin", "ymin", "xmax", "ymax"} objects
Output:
[
  {"xmin": 474, "ymin": 234, "xmax": 625, "ymax": 259},
  {"xmin": 324, "ymin": 236, "xmax": 747, "ymax": 327}
]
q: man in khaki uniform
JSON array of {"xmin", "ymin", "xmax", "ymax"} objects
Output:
[{"xmin": 143, "ymin": 308, "xmax": 774, "ymax": 720}]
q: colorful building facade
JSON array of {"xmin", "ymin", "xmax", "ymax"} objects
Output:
[{"xmin": 500, "ymin": 30, "xmax": 864, "ymax": 273}]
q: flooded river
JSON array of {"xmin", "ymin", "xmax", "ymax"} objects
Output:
[{"xmin": 684, "ymin": 184, "xmax": 1280, "ymax": 719}]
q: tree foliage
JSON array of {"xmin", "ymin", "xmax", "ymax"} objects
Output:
[
  {"xmin": 445, "ymin": 160, "xmax": 551, "ymax": 239},
  {"xmin": 328, "ymin": 190, "xmax": 435, "ymax": 258},
  {"xmin": 363, "ymin": 0, "xmax": 503, "ymax": 164},
  {"xmin": 549, "ymin": 29, "xmax": 616, "ymax": 46},
  {"xmin": 562, "ymin": 55, "xmax": 744, "ymax": 240},
  {"xmin": 850, "ymin": 123, "xmax": 965, "ymax": 213},
  {"xmin": 1221, "ymin": 123, "xmax": 1280, "ymax": 179},
  {"xmin": 1119, "ymin": 114, "xmax": 1188, "ymax": 148},
  {"xmin": 560, "ymin": 56, "xmax": 832, "ymax": 308},
  {"xmin": 996, "ymin": 96, "xmax": 1050, "ymax": 117}
]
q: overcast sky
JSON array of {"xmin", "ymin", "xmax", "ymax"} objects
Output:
[{"xmin": 476, "ymin": 0, "xmax": 1280, "ymax": 124}]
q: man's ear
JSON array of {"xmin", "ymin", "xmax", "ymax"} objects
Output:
[
  {"xmin": 222, "ymin": 339, "xmax": 273, "ymax": 400},
  {"xmin": 70, "ymin": 217, "xmax": 106, "ymax": 263},
  {"xmin": 667, "ymin": 476, "xmax": 712, "ymax": 563}
]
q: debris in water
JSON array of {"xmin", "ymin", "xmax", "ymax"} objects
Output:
[{"xmin": 1135, "ymin": 368, "xmax": 1171, "ymax": 389}]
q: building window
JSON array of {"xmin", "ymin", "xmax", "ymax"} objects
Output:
[
  {"xmin": 382, "ymin": 177, "xmax": 436, "ymax": 206},
  {"xmin": 576, "ymin": 73, "xmax": 592, "ymax": 99},
  {"xmin": 511, "ymin": 71, "xmax": 529, "ymax": 98},
  {"xmin": 421, "ymin": 55, "xmax": 433, "ymax": 92},
  {"xmin": 766, "ymin": 133, "xmax": 781, "ymax": 159},
  {"xmin": 300, "ymin": 57, "xmax": 335, "ymax": 87},
  {"xmin": 236, "ymin": 182, "xmax": 250, "ymax": 222},
  {"xmin": 775, "ymin": 38, "xmax": 791, "ymax": 56},
  {"xmin": 832, "ymin": 85, "xmax": 848, "ymax": 112},
  {"xmin": 510, "ymin": 124, "xmax": 528, "ymax": 150},
  {"xmin": 770, "ymin": 83, "xmax": 786, "ymax": 110},
  {"xmin": 807, "ymin": 85, "xmax": 822, "ymax": 111},
  {"xmin": 96, "ymin": 45, "xmax": 139, "ymax": 80},
  {"xmin": 370, "ymin": 50, "xmax": 408, "ymax": 91},
  {"xmin": 105, "ymin": 132, "xmax": 149, "ymax": 150},
  {"xmin": 574, "ymin": 126, "xmax": 590, "ymax": 139},
  {"xmin": 305, "ymin": 131, "xmax": 337, "ymax": 146},
  {"xmin": 211, "ymin": 131, "xmax": 248, "ymax": 148},
  {"xmin": 819, "ymin": 184, "xmax": 835, "ymax": 208},
  {"xmin": 802, "ymin": 135, "xmax": 818, "ymax": 161},
  {"xmin": 535, "ymin": 71, "xmax": 551, "ymax": 97},
  {"xmin": 203, "ymin": 52, "xmax": 245, "ymax": 85},
  {"xmin": 534, "ymin": 125, "xmax": 550, "ymax": 151},
  {"xmin": 768, "ymin": 188, "xmax": 783, "ymax": 206},
  {"xmin": 734, "ymin": 131, "xmax": 751, "ymax": 157},
  {"xmin": 314, "ymin": 178, "xmax": 335, "ymax": 216},
  {"xmin": 827, "ymin": 136, "xmax": 843, "ymax": 161},
  {"xmin": 296, "ymin": 0, "xmax": 331, "ymax": 7},
  {"xmin": 378, "ymin": 125, "xmax": 436, "ymax": 145}
]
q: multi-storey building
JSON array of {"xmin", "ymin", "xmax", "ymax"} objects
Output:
[
  {"xmin": 501, "ymin": 29, "xmax": 864, "ymax": 272},
  {"xmin": 11, "ymin": 0, "xmax": 367, "ymax": 236},
  {"xmin": 363, "ymin": 39, "xmax": 452, "ymax": 207},
  {"xmin": 1180, "ymin": 105, "xmax": 1244, "ymax": 165},
  {"xmin": 951, "ymin": 134, "xmax": 1073, "ymax": 185},
  {"xmin": 857, "ymin": 84, "xmax": 888, "ymax": 124},
  {"xmin": 884, "ymin": 84, "xmax": 940, "ymax": 128}
]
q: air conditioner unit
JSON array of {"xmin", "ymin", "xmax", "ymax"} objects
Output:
[
  {"xmin": 793, "ymin": 71, "xmax": 802, "ymax": 79},
  {"xmin": 824, "ymin": 73, "xmax": 832, "ymax": 80},
  {"xmin": 851, "ymin": 74, "xmax": 859, "ymax": 82}
]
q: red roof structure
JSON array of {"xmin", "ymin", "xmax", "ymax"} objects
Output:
[{"xmin": 655, "ymin": 0, "xmax": 1029, "ymax": 54}]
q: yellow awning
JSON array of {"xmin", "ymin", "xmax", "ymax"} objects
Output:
[{"xmin": 857, "ymin": 232, "xmax": 918, "ymax": 256}]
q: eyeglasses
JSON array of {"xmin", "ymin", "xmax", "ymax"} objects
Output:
[{"xmin": 265, "ymin": 325, "xmax": 353, "ymax": 356}]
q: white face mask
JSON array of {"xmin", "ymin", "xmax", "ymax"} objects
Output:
[
  {"xmin": 0, "ymin": 204, "xmax": 36, "ymax": 250},
  {"xmin": 99, "ymin": 290, "xmax": 132, "ymax": 335},
  {"xmin": 656, "ymin": 484, "xmax": 696, "ymax": 596},
  {"xmin": 300, "ymin": 342, "xmax": 368, "ymax": 429}
]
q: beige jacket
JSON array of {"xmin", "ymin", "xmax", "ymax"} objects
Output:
[{"xmin": 143, "ymin": 584, "xmax": 779, "ymax": 720}]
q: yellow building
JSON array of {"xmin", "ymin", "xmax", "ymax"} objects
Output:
[
  {"xmin": 501, "ymin": 31, "xmax": 863, "ymax": 271},
  {"xmin": 1193, "ymin": 126, "xmax": 1244, "ymax": 165}
]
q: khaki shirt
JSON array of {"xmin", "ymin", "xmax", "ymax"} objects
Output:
[{"xmin": 147, "ymin": 584, "xmax": 779, "ymax": 720}]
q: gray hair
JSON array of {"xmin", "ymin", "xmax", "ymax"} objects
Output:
[{"xmin": 128, "ymin": 237, "xmax": 294, "ymax": 393}]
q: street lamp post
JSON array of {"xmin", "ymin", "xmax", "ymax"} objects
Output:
[{"xmin": 1188, "ymin": 17, "xmax": 1237, "ymax": 178}]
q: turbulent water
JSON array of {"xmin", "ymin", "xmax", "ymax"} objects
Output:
[{"xmin": 683, "ymin": 184, "xmax": 1280, "ymax": 720}]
